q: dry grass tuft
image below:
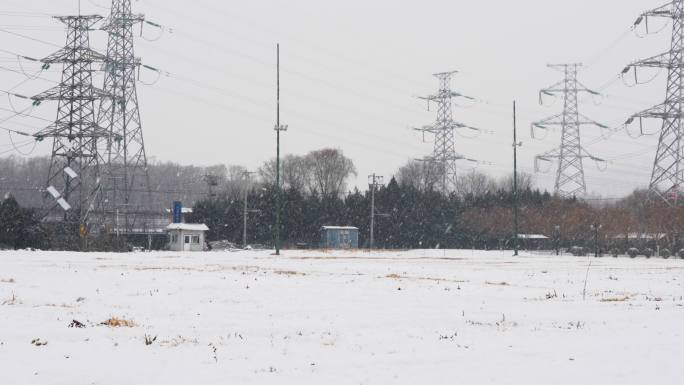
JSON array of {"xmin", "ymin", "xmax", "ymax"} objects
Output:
[
  {"xmin": 1, "ymin": 292, "xmax": 18, "ymax": 306},
  {"xmin": 0, "ymin": 278, "xmax": 15, "ymax": 284},
  {"xmin": 273, "ymin": 270, "xmax": 305, "ymax": 276},
  {"xmin": 601, "ymin": 296, "xmax": 630, "ymax": 302},
  {"xmin": 101, "ymin": 317, "xmax": 136, "ymax": 328},
  {"xmin": 386, "ymin": 274, "xmax": 402, "ymax": 279},
  {"xmin": 485, "ymin": 281, "xmax": 510, "ymax": 286}
]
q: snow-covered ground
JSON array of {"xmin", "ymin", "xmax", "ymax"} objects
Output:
[{"xmin": 0, "ymin": 249, "xmax": 682, "ymax": 384}]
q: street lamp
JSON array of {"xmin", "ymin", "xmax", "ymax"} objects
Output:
[
  {"xmin": 274, "ymin": 43, "xmax": 288, "ymax": 255},
  {"xmin": 512, "ymin": 101, "xmax": 522, "ymax": 256}
]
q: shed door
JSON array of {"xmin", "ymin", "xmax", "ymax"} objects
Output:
[
  {"xmin": 340, "ymin": 230, "xmax": 351, "ymax": 249},
  {"xmin": 184, "ymin": 235, "xmax": 192, "ymax": 251}
]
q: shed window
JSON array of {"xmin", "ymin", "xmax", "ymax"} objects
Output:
[{"xmin": 192, "ymin": 235, "xmax": 200, "ymax": 244}]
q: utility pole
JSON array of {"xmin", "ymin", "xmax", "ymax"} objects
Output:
[
  {"xmin": 624, "ymin": 1, "xmax": 684, "ymax": 206},
  {"xmin": 591, "ymin": 223, "xmax": 602, "ymax": 258},
  {"xmin": 553, "ymin": 225, "xmax": 561, "ymax": 256},
  {"xmin": 203, "ymin": 174, "xmax": 219, "ymax": 199},
  {"xmin": 368, "ymin": 174, "xmax": 384, "ymax": 250},
  {"xmin": 274, "ymin": 44, "xmax": 288, "ymax": 255},
  {"xmin": 414, "ymin": 71, "xmax": 480, "ymax": 194},
  {"xmin": 513, "ymin": 101, "xmax": 520, "ymax": 256},
  {"xmin": 532, "ymin": 64, "xmax": 607, "ymax": 198},
  {"xmin": 32, "ymin": 14, "xmax": 111, "ymax": 244},
  {"xmin": 242, "ymin": 171, "xmax": 257, "ymax": 248}
]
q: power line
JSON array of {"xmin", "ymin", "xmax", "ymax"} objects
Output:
[{"xmin": 0, "ymin": 27, "xmax": 61, "ymax": 47}]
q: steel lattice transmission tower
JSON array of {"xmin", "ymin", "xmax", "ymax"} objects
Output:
[
  {"xmin": 532, "ymin": 64, "xmax": 607, "ymax": 198},
  {"xmin": 624, "ymin": 1, "xmax": 684, "ymax": 206},
  {"xmin": 32, "ymin": 15, "xmax": 111, "ymax": 226},
  {"xmin": 415, "ymin": 71, "xmax": 478, "ymax": 194},
  {"xmin": 97, "ymin": 0, "xmax": 151, "ymax": 230}
]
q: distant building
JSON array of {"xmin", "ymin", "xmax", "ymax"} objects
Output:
[
  {"xmin": 518, "ymin": 234, "xmax": 550, "ymax": 250},
  {"xmin": 320, "ymin": 226, "xmax": 359, "ymax": 249},
  {"xmin": 166, "ymin": 223, "xmax": 209, "ymax": 251}
]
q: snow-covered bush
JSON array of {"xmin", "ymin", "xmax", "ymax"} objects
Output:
[
  {"xmin": 678, "ymin": 249, "xmax": 684, "ymax": 259},
  {"xmin": 610, "ymin": 248, "xmax": 619, "ymax": 258},
  {"xmin": 660, "ymin": 248, "xmax": 671, "ymax": 259},
  {"xmin": 627, "ymin": 248, "xmax": 639, "ymax": 258},
  {"xmin": 570, "ymin": 246, "xmax": 585, "ymax": 257},
  {"xmin": 643, "ymin": 248, "xmax": 654, "ymax": 258}
]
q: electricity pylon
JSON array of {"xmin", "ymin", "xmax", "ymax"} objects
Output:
[
  {"xmin": 624, "ymin": 0, "xmax": 684, "ymax": 206},
  {"xmin": 32, "ymin": 15, "xmax": 111, "ymax": 228},
  {"xmin": 532, "ymin": 64, "xmax": 607, "ymax": 198},
  {"xmin": 97, "ymin": 0, "xmax": 151, "ymax": 232},
  {"xmin": 415, "ymin": 71, "xmax": 479, "ymax": 194}
]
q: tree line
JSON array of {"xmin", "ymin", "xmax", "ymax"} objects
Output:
[
  {"xmin": 2, "ymin": 147, "xmax": 683, "ymax": 252},
  {"xmin": 189, "ymin": 148, "xmax": 684, "ymax": 252}
]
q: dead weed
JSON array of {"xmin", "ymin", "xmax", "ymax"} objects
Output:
[
  {"xmin": 601, "ymin": 296, "xmax": 630, "ymax": 302},
  {"xmin": 101, "ymin": 317, "xmax": 136, "ymax": 328}
]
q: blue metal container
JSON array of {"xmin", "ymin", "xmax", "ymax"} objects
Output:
[{"xmin": 320, "ymin": 226, "xmax": 359, "ymax": 249}]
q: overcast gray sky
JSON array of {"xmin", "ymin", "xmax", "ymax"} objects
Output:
[{"xmin": 0, "ymin": 0, "xmax": 673, "ymax": 198}]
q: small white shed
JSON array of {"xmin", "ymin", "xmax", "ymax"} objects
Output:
[{"xmin": 166, "ymin": 223, "xmax": 209, "ymax": 251}]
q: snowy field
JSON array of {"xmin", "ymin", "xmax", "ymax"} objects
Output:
[{"xmin": 0, "ymin": 249, "xmax": 683, "ymax": 385}]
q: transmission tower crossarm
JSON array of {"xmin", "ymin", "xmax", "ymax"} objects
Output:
[
  {"xmin": 578, "ymin": 113, "xmax": 609, "ymax": 128},
  {"xmin": 34, "ymin": 122, "xmax": 113, "ymax": 140},
  {"xmin": 532, "ymin": 113, "xmax": 564, "ymax": 129},
  {"xmin": 534, "ymin": 113, "xmax": 606, "ymax": 129},
  {"xmin": 536, "ymin": 147, "xmax": 561, "ymax": 160},
  {"xmin": 540, "ymin": 81, "xmax": 599, "ymax": 96},
  {"xmin": 31, "ymin": 84, "xmax": 110, "ymax": 102},
  {"xmin": 638, "ymin": 2, "xmax": 678, "ymax": 20},
  {"xmin": 626, "ymin": 102, "xmax": 682, "ymax": 123},
  {"xmin": 626, "ymin": 52, "xmax": 675, "ymax": 70},
  {"xmin": 41, "ymin": 47, "xmax": 107, "ymax": 64},
  {"xmin": 539, "ymin": 80, "xmax": 567, "ymax": 95},
  {"xmin": 419, "ymin": 91, "xmax": 475, "ymax": 102},
  {"xmin": 420, "ymin": 153, "xmax": 467, "ymax": 162},
  {"xmin": 101, "ymin": 13, "xmax": 144, "ymax": 30}
]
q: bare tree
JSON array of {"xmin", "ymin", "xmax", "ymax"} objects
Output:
[
  {"xmin": 497, "ymin": 172, "xmax": 535, "ymax": 192},
  {"xmin": 305, "ymin": 148, "xmax": 357, "ymax": 197},
  {"xmin": 258, "ymin": 155, "xmax": 310, "ymax": 191},
  {"xmin": 455, "ymin": 170, "xmax": 496, "ymax": 197},
  {"xmin": 395, "ymin": 160, "xmax": 440, "ymax": 192}
]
